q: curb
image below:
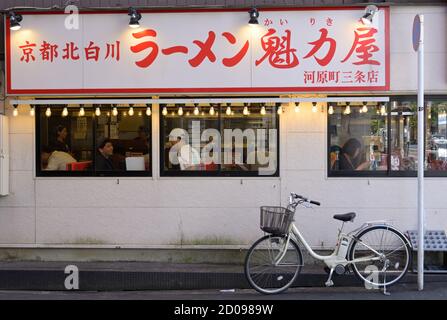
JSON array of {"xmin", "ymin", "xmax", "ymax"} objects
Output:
[{"xmin": 0, "ymin": 265, "xmax": 445, "ymax": 291}]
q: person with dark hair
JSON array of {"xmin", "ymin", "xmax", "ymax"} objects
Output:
[
  {"xmin": 135, "ymin": 126, "xmax": 149, "ymax": 142},
  {"xmin": 41, "ymin": 145, "xmax": 77, "ymax": 171},
  {"xmin": 338, "ymin": 138, "xmax": 370, "ymax": 170},
  {"xmin": 96, "ymin": 138, "xmax": 115, "ymax": 171},
  {"xmin": 134, "ymin": 125, "xmax": 150, "ymax": 154},
  {"xmin": 51, "ymin": 125, "xmax": 70, "ymax": 153}
]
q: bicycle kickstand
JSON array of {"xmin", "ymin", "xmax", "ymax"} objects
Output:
[
  {"xmin": 382, "ymin": 260, "xmax": 391, "ymax": 296},
  {"xmin": 325, "ymin": 268, "xmax": 335, "ymax": 287}
]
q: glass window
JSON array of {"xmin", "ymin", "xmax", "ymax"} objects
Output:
[
  {"xmin": 38, "ymin": 105, "xmax": 94, "ymax": 173},
  {"xmin": 160, "ymin": 103, "xmax": 279, "ymax": 176},
  {"xmin": 161, "ymin": 104, "xmax": 219, "ymax": 173},
  {"xmin": 328, "ymin": 96, "xmax": 447, "ymax": 177},
  {"xmin": 37, "ymin": 104, "xmax": 151, "ymax": 176},
  {"xmin": 221, "ymin": 104, "xmax": 278, "ymax": 175},
  {"xmin": 426, "ymin": 100, "xmax": 447, "ymax": 172},
  {"xmin": 390, "ymin": 99, "xmax": 418, "ymax": 172},
  {"xmin": 329, "ymin": 102, "xmax": 388, "ymax": 175}
]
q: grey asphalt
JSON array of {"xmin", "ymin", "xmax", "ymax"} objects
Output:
[{"xmin": 0, "ymin": 282, "xmax": 445, "ymax": 300}]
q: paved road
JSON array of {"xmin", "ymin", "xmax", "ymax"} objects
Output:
[{"xmin": 0, "ymin": 282, "xmax": 445, "ymax": 300}]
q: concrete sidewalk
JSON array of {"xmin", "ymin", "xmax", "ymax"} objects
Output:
[{"xmin": 0, "ymin": 261, "xmax": 445, "ymax": 291}]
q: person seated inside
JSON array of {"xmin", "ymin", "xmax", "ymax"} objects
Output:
[
  {"xmin": 338, "ymin": 138, "xmax": 371, "ymax": 171},
  {"xmin": 96, "ymin": 138, "xmax": 116, "ymax": 171},
  {"xmin": 133, "ymin": 126, "xmax": 150, "ymax": 170},
  {"xmin": 50, "ymin": 125, "xmax": 70, "ymax": 153},
  {"xmin": 41, "ymin": 146, "xmax": 77, "ymax": 171},
  {"xmin": 167, "ymin": 136, "xmax": 185, "ymax": 170},
  {"xmin": 134, "ymin": 126, "xmax": 150, "ymax": 154}
]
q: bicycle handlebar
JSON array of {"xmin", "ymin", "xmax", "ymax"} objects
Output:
[{"xmin": 290, "ymin": 193, "xmax": 321, "ymax": 206}]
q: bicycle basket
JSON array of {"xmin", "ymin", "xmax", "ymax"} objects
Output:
[{"xmin": 260, "ymin": 206, "xmax": 294, "ymax": 235}]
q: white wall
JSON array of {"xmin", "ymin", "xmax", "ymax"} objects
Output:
[
  {"xmin": 0, "ymin": 5, "xmax": 446, "ymax": 249},
  {"xmin": 390, "ymin": 6, "xmax": 447, "ymax": 93}
]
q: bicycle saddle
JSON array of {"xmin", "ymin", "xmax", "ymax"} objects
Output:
[{"xmin": 333, "ymin": 212, "xmax": 356, "ymax": 222}]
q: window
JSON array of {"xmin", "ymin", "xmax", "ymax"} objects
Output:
[
  {"xmin": 426, "ymin": 99, "xmax": 447, "ymax": 174},
  {"xmin": 390, "ymin": 99, "xmax": 418, "ymax": 173},
  {"xmin": 37, "ymin": 104, "xmax": 151, "ymax": 176},
  {"xmin": 160, "ymin": 103, "xmax": 279, "ymax": 176},
  {"xmin": 328, "ymin": 96, "xmax": 447, "ymax": 177},
  {"xmin": 329, "ymin": 101, "xmax": 388, "ymax": 176}
]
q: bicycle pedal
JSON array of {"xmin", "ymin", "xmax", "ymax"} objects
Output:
[{"xmin": 325, "ymin": 280, "xmax": 334, "ymax": 287}]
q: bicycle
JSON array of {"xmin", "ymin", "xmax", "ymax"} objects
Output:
[{"xmin": 244, "ymin": 192, "xmax": 413, "ymax": 294}]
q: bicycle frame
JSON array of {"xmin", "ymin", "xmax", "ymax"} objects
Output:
[{"xmin": 287, "ymin": 223, "xmax": 383, "ymax": 269}]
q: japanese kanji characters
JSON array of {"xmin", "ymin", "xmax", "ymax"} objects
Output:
[
  {"xmin": 256, "ymin": 28, "xmax": 299, "ymax": 69},
  {"xmin": 342, "ymin": 27, "xmax": 380, "ymax": 65},
  {"xmin": 19, "ymin": 41, "xmax": 36, "ymax": 63},
  {"xmin": 303, "ymin": 28, "xmax": 336, "ymax": 67}
]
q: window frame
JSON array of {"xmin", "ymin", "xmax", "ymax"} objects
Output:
[
  {"xmin": 35, "ymin": 105, "xmax": 152, "ymax": 178},
  {"xmin": 159, "ymin": 103, "xmax": 280, "ymax": 178},
  {"xmin": 327, "ymin": 95, "xmax": 447, "ymax": 178}
]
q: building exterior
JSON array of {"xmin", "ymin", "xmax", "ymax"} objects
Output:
[{"xmin": 0, "ymin": 1, "xmax": 446, "ymax": 262}]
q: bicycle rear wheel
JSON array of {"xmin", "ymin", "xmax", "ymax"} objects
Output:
[
  {"xmin": 349, "ymin": 225, "xmax": 412, "ymax": 288},
  {"xmin": 244, "ymin": 235, "xmax": 303, "ymax": 294}
]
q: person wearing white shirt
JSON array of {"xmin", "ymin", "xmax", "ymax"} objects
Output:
[{"xmin": 41, "ymin": 146, "xmax": 77, "ymax": 171}]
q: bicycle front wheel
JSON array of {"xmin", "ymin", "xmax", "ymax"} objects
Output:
[
  {"xmin": 244, "ymin": 235, "xmax": 303, "ymax": 294},
  {"xmin": 349, "ymin": 225, "xmax": 412, "ymax": 288}
]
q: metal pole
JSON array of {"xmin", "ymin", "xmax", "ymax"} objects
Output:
[{"xmin": 417, "ymin": 14, "xmax": 425, "ymax": 291}]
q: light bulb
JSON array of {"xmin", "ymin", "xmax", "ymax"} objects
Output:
[
  {"xmin": 243, "ymin": 106, "xmax": 249, "ymax": 115},
  {"xmin": 226, "ymin": 106, "xmax": 232, "ymax": 115},
  {"xmin": 178, "ymin": 106, "xmax": 183, "ymax": 116},
  {"xmin": 12, "ymin": 104, "xmax": 19, "ymax": 117},
  {"xmin": 209, "ymin": 106, "xmax": 215, "ymax": 115},
  {"xmin": 107, "ymin": 112, "xmax": 111, "ymax": 117},
  {"xmin": 344, "ymin": 105, "xmax": 351, "ymax": 115},
  {"xmin": 138, "ymin": 111, "xmax": 142, "ymax": 116},
  {"xmin": 277, "ymin": 106, "xmax": 282, "ymax": 115},
  {"xmin": 362, "ymin": 104, "xmax": 368, "ymax": 113},
  {"xmin": 123, "ymin": 111, "xmax": 127, "ymax": 116},
  {"xmin": 112, "ymin": 107, "xmax": 118, "ymax": 116},
  {"xmin": 79, "ymin": 107, "xmax": 85, "ymax": 117},
  {"xmin": 30, "ymin": 106, "xmax": 35, "ymax": 117},
  {"xmin": 128, "ymin": 107, "xmax": 134, "ymax": 116},
  {"xmin": 62, "ymin": 107, "xmax": 69, "ymax": 117},
  {"xmin": 380, "ymin": 104, "xmax": 386, "ymax": 115},
  {"xmin": 45, "ymin": 107, "xmax": 52, "ymax": 117},
  {"xmin": 186, "ymin": 111, "xmax": 190, "ymax": 116},
  {"xmin": 95, "ymin": 107, "xmax": 101, "ymax": 116},
  {"xmin": 201, "ymin": 111, "xmax": 205, "ymax": 116},
  {"xmin": 146, "ymin": 106, "xmax": 151, "ymax": 116},
  {"xmin": 162, "ymin": 106, "xmax": 168, "ymax": 116},
  {"xmin": 194, "ymin": 106, "xmax": 199, "ymax": 116},
  {"xmin": 294, "ymin": 103, "xmax": 300, "ymax": 113},
  {"xmin": 328, "ymin": 105, "xmax": 334, "ymax": 115},
  {"xmin": 260, "ymin": 106, "xmax": 266, "ymax": 115},
  {"xmin": 312, "ymin": 103, "xmax": 318, "ymax": 113}
]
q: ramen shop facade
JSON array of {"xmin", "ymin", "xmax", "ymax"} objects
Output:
[{"xmin": 0, "ymin": 5, "xmax": 446, "ymax": 260}]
